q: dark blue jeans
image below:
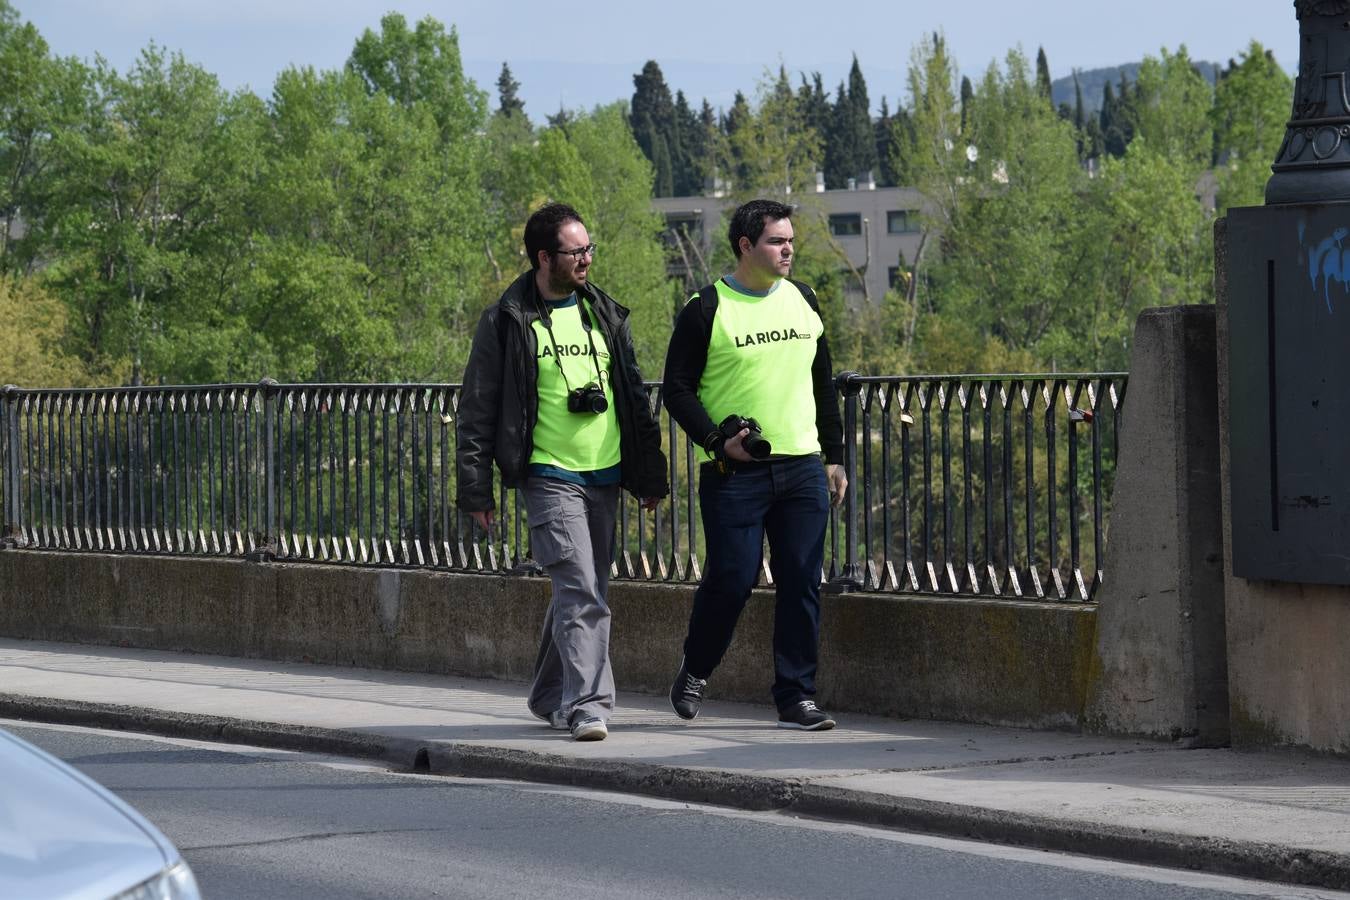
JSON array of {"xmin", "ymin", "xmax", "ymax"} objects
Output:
[{"xmin": 682, "ymin": 455, "xmax": 829, "ymax": 711}]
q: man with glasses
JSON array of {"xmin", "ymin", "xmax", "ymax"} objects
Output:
[
  {"xmin": 457, "ymin": 203, "xmax": 667, "ymax": 742},
  {"xmin": 662, "ymin": 198, "xmax": 847, "ymax": 731}
]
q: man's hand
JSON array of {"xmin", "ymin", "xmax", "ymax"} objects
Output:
[
  {"xmin": 721, "ymin": 428, "xmax": 754, "ymax": 462},
  {"xmin": 469, "ymin": 509, "xmax": 494, "ymax": 532},
  {"xmin": 640, "ymin": 497, "xmax": 660, "ymax": 511},
  {"xmin": 825, "ymin": 464, "xmax": 848, "ymax": 507}
]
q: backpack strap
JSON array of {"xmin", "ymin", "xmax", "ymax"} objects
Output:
[
  {"xmin": 694, "ymin": 282, "xmax": 720, "ymax": 341},
  {"xmin": 788, "ymin": 278, "xmax": 822, "ymax": 314}
]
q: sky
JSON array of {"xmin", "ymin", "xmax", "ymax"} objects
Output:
[{"xmin": 16, "ymin": 1, "xmax": 1300, "ymax": 117}]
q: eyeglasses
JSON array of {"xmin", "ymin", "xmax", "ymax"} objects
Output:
[{"xmin": 553, "ymin": 243, "xmax": 597, "ymax": 261}]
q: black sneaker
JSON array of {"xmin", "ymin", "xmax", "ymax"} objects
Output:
[
  {"xmin": 777, "ymin": 700, "xmax": 836, "ymax": 731},
  {"xmin": 669, "ymin": 658, "xmax": 707, "ymax": 720}
]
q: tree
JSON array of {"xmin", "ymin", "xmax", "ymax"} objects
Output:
[
  {"xmin": 0, "ymin": 275, "xmax": 104, "ymax": 386},
  {"xmin": 1132, "ymin": 46, "xmax": 1212, "ymax": 171},
  {"xmin": 959, "ymin": 75, "xmax": 974, "ymax": 133},
  {"xmin": 0, "ymin": 4, "xmax": 89, "ymax": 274},
  {"xmin": 846, "ymin": 55, "xmax": 878, "ymax": 181},
  {"xmin": 348, "ymin": 13, "xmax": 486, "ymax": 145},
  {"xmin": 874, "ymin": 96, "xmax": 900, "ymax": 187},
  {"xmin": 505, "ymin": 104, "xmax": 670, "ymax": 373},
  {"xmin": 253, "ymin": 58, "xmax": 492, "ymax": 382},
  {"xmin": 494, "ymin": 61, "xmax": 526, "ymax": 120},
  {"xmin": 671, "ymin": 90, "xmax": 704, "ymax": 196},
  {"xmin": 1212, "ymin": 40, "xmax": 1293, "ymax": 211},
  {"xmin": 720, "ymin": 90, "xmax": 754, "ymax": 189},
  {"xmin": 1035, "ymin": 46, "xmax": 1053, "ymax": 103},
  {"xmin": 630, "ymin": 61, "xmax": 676, "ymax": 197},
  {"xmin": 825, "ymin": 79, "xmax": 851, "ymax": 188},
  {"xmin": 797, "ymin": 71, "xmax": 831, "ymax": 178},
  {"xmin": 924, "ymin": 49, "xmax": 1089, "ymax": 368},
  {"xmin": 727, "ymin": 67, "xmax": 823, "ymax": 199},
  {"xmin": 1100, "ymin": 76, "xmax": 1134, "ymax": 158},
  {"xmin": 1072, "ymin": 142, "xmax": 1214, "ymax": 368},
  {"xmin": 824, "ymin": 55, "xmax": 878, "ymax": 188},
  {"xmin": 38, "ymin": 46, "xmax": 262, "ymax": 383}
]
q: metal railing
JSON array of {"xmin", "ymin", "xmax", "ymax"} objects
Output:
[
  {"xmin": 829, "ymin": 373, "xmax": 1126, "ymax": 601},
  {"xmin": 0, "ymin": 372, "xmax": 1125, "ymax": 601}
]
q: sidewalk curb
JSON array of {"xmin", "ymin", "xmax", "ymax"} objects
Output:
[{"xmin": 3, "ymin": 694, "xmax": 1347, "ymax": 892}]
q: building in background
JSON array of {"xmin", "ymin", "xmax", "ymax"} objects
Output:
[{"xmin": 652, "ymin": 176, "xmax": 927, "ymax": 307}]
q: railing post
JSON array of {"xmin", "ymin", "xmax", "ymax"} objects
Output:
[
  {"xmin": 249, "ymin": 377, "xmax": 279, "ymax": 562},
  {"xmin": 2, "ymin": 385, "xmax": 21, "ymax": 548},
  {"xmin": 826, "ymin": 371, "xmax": 864, "ymax": 594}
]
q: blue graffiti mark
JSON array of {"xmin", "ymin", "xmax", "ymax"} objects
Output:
[{"xmin": 1304, "ymin": 225, "xmax": 1350, "ymax": 314}]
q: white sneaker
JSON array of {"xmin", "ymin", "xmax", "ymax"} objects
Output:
[{"xmin": 570, "ymin": 716, "xmax": 608, "ymax": 741}]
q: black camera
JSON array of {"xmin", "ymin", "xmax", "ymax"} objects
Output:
[
  {"xmin": 718, "ymin": 414, "xmax": 772, "ymax": 459},
  {"xmin": 567, "ymin": 383, "xmax": 608, "ymax": 414}
]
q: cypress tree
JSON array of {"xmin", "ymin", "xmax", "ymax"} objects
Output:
[
  {"xmin": 1073, "ymin": 71, "xmax": 1086, "ymax": 159},
  {"xmin": 826, "ymin": 79, "xmax": 852, "ymax": 188},
  {"xmin": 650, "ymin": 130, "xmax": 674, "ymax": 197},
  {"xmin": 875, "ymin": 96, "xmax": 897, "ymax": 186},
  {"xmin": 797, "ymin": 72, "xmax": 832, "ymax": 148},
  {"xmin": 673, "ymin": 90, "xmax": 704, "ymax": 196},
  {"xmin": 847, "ymin": 54, "xmax": 878, "ymax": 181},
  {"xmin": 495, "ymin": 62, "xmax": 525, "ymax": 119},
  {"xmin": 1101, "ymin": 73, "xmax": 1136, "ymax": 158},
  {"xmin": 959, "ymin": 75, "xmax": 974, "ymax": 133},
  {"xmin": 1035, "ymin": 47, "xmax": 1053, "ymax": 103},
  {"xmin": 723, "ymin": 91, "xmax": 753, "ymax": 188},
  {"xmin": 1073, "ymin": 71, "xmax": 1085, "ymax": 129},
  {"xmin": 630, "ymin": 61, "xmax": 677, "ymax": 196}
]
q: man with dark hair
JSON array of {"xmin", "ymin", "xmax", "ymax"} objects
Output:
[
  {"xmin": 457, "ymin": 202, "xmax": 668, "ymax": 742},
  {"xmin": 662, "ymin": 198, "xmax": 847, "ymax": 731}
]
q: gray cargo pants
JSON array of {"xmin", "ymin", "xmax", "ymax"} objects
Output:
[{"xmin": 522, "ymin": 478, "xmax": 619, "ymax": 725}]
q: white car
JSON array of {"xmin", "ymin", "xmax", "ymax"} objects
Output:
[{"xmin": 0, "ymin": 727, "xmax": 201, "ymax": 900}]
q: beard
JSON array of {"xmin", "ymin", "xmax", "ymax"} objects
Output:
[{"xmin": 548, "ymin": 267, "xmax": 586, "ymax": 296}]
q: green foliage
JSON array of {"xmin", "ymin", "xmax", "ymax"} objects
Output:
[
  {"xmin": 1035, "ymin": 47, "xmax": 1053, "ymax": 103},
  {"xmin": 549, "ymin": 105, "xmax": 670, "ymax": 377},
  {"xmin": 0, "ymin": 6, "xmax": 1288, "ymax": 391},
  {"xmin": 1212, "ymin": 41, "xmax": 1293, "ymax": 212},
  {"xmin": 1099, "ymin": 77, "xmax": 1135, "ymax": 158},
  {"xmin": 888, "ymin": 41, "xmax": 1220, "ymax": 375},
  {"xmin": 925, "ymin": 50, "xmax": 1090, "ymax": 369},
  {"xmin": 824, "ymin": 55, "xmax": 877, "ymax": 188},
  {"xmin": 482, "ymin": 103, "xmax": 669, "ymax": 376},
  {"xmin": 495, "ymin": 62, "xmax": 526, "ymax": 120},
  {"xmin": 0, "ymin": 274, "xmax": 107, "ymax": 386},
  {"xmin": 630, "ymin": 61, "xmax": 677, "ymax": 197},
  {"xmin": 347, "ymin": 13, "xmax": 486, "ymax": 144},
  {"xmin": 1132, "ymin": 46, "xmax": 1214, "ymax": 171},
  {"xmin": 0, "ymin": 13, "xmax": 89, "ymax": 275},
  {"xmin": 37, "ymin": 46, "xmax": 256, "ymax": 383}
]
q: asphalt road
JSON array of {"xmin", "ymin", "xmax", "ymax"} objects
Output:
[{"xmin": 9, "ymin": 721, "xmax": 1347, "ymax": 900}]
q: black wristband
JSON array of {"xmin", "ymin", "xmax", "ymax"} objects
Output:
[{"xmin": 703, "ymin": 430, "xmax": 726, "ymax": 460}]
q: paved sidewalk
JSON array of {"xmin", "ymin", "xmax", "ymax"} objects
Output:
[{"xmin": 0, "ymin": 638, "xmax": 1347, "ymax": 891}]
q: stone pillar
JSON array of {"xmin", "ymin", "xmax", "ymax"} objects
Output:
[{"xmin": 1086, "ymin": 306, "xmax": 1228, "ymax": 745}]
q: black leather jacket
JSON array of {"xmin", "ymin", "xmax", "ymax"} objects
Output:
[{"xmin": 455, "ymin": 271, "xmax": 668, "ymax": 512}]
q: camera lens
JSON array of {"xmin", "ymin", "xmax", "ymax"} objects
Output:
[{"xmin": 743, "ymin": 432, "xmax": 772, "ymax": 459}]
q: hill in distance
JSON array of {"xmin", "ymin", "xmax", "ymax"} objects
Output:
[{"xmin": 1050, "ymin": 61, "xmax": 1222, "ymax": 115}]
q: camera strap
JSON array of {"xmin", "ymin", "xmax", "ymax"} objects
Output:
[{"xmin": 536, "ymin": 295, "xmax": 607, "ymax": 394}]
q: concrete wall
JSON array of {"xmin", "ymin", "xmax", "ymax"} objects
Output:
[
  {"xmin": 1085, "ymin": 306, "xmax": 1228, "ymax": 745},
  {"xmin": 0, "ymin": 550, "xmax": 1095, "ymax": 729},
  {"xmin": 1215, "ymin": 218, "xmax": 1350, "ymax": 755}
]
